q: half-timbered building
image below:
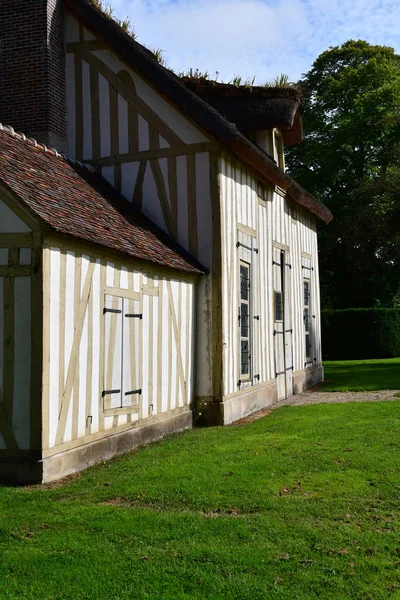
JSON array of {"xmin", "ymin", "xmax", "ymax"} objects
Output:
[{"xmin": 0, "ymin": 0, "xmax": 332, "ymax": 483}]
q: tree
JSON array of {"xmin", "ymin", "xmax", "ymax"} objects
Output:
[{"xmin": 286, "ymin": 40, "xmax": 400, "ymax": 308}]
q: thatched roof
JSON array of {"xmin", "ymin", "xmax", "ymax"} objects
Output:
[
  {"xmin": 181, "ymin": 79, "xmax": 303, "ymax": 145},
  {"xmin": 65, "ymin": 0, "xmax": 332, "ymax": 224}
]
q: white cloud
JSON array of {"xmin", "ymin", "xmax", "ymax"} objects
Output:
[{"xmin": 109, "ymin": 0, "xmax": 400, "ymax": 82}]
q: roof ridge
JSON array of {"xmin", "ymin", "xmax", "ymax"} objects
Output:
[{"xmin": 0, "ymin": 123, "xmax": 94, "ymax": 173}]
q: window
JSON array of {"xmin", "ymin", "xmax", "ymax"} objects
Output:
[
  {"xmin": 103, "ymin": 294, "xmax": 141, "ymax": 412},
  {"xmin": 237, "ymin": 230, "xmax": 258, "ymax": 384},
  {"xmin": 303, "ymin": 279, "xmax": 311, "ymax": 360},
  {"xmin": 274, "ymin": 291, "xmax": 283, "ymax": 322},
  {"xmin": 257, "ymin": 181, "xmax": 274, "ymax": 206},
  {"xmin": 240, "ymin": 261, "xmax": 251, "ymax": 378},
  {"xmin": 274, "ymin": 131, "xmax": 285, "ymax": 171},
  {"xmin": 257, "ymin": 181, "xmax": 268, "ymax": 206}
]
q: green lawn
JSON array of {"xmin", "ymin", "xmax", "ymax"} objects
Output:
[
  {"xmin": 1, "ymin": 401, "xmax": 400, "ymax": 599},
  {"xmin": 322, "ymin": 358, "xmax": 400, "ymax": 392}
]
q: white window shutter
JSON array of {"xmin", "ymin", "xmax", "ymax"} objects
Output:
[
  {"xmin": 103, "ymin": 295, "xmax": 123, "ymax": 409},
  {"xmin": 122, "ymin": 298, "xmax": 142, "ymax": 407}
]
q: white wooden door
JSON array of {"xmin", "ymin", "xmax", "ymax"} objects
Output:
[
  {"xmin": 273, "ymin": 247, "xmax": 286, "ymax": 400},
  {"xmin": 284, "ymin": 254, "xmax": 293, "ymax": 397},
  {"xmin": 273, "ymin": 247, "xmax": 294, "ymax": 400},
  {"xmin": 237, "ymin": 230, "xmax": 258, "ymax": 388}
]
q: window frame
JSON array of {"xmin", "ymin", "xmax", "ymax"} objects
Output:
[
  {"xmin": 303, "ymin": 277, "xmax": 311, "ymax": 361},
  {"xmin": 102, "ymin": 292, "xmax": 142, "ymax": 416},
  {"xmin": 273, "ymin": 130, "xmax": 285, "ymax": 171},
  {"xmin": 239, "ymin": 259, "xmax": 251, "ymax": 380},
  {"xmin": 274, "ymin": 290, "xmax": 283, "ymax": 323}
]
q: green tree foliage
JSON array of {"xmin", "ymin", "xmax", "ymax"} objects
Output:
[
  {"xmin": 286, "ymin": 40, "xmax": 400, "ymax": 308},
  {"xmin": 322, "ymin": 308, "xmax": 400, "ymax": 359}
]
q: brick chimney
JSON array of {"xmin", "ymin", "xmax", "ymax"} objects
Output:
[{"xmin": 0, "ymin": 0, "xmax": 66, "ymax": 152}]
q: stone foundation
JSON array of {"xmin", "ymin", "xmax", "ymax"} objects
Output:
[
  {"xmin": 293, "ymin": 364, "xmax": 324, "ymax": 394},
  {"xmin": 0, "ymin": 408, "xmax": 192, "ymax": 485},
  {"xmin": 201, "ymin": 380, "xmax": 278, "ymax": 426},
  {"xmin": 201, "ymin": 364, "xmax": 324, "ymax": 426}
]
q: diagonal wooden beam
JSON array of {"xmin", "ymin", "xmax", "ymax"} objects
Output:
[
  {"xmin": 167, "ymin": 280, "xmax": 186, "ymax": 403},
  {"xmin": 55, "ymin": 261, "xmax": 95, "ymax": 445},
  {"xmin": 77, "ymin": 48, "xmax": 184, "ymax": 148},
  {"xmin": 148, "ymin": 125, "xmax": 175, "ymax": 237},
  {"xmin": 150, "ymin": 159, "xmax": 175, "ymax": 238},
  {"xmin": 118, "ymin": 71, "xmax": 139, "ymax": 154},
  {"xmin": 132, "ymin": 160, "xmax": 147, "ymax": 210}
]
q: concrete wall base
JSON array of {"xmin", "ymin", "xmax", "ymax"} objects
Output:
[
  {"xmin": 201, "ymin": 380, "xmax": 278, "ymax": 426},
  {"xmin": 293, "ymin": 364, "xmax": 324, "ymax": 393},
  {"xmin": 0, "ymin": 409, "xmax": 192, "ymax": 485},
  {"xmin": 42, "ymin": 408, "xmax": 192, "ymax": 483},
  {"xmin": 201, "ymin": 364, "xmax": 324, "ymax": 426},
  {"xmin": 0, "ymin": 367, "xmax": 324, "ymax": 484}
]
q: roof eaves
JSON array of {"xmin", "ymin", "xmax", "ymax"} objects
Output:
[
  {"xmin": 73, "ymin": 164, "xmax": 209, "ymax": 274},
  {"xmin": 0, "ymin": 125, "xmax": 208, "ymax": 274},
  {"xmin": 45, "ymin": 227, "xmax": 207, "ymax": 277}
]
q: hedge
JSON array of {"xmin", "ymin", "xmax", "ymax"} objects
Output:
[{"xmin": 321, "ymin": 309, "xmax": 400, "ymax": 360}]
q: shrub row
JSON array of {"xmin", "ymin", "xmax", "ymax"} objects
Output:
[{"xmin": 321, "ymin": 309, "xmax": 400, "ymax": 359}]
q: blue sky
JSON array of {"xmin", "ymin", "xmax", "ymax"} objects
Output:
[{"xmin": 110, "ymin": 0, "xmax": 400, "ymax": 83}]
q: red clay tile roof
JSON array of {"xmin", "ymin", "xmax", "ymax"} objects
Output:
[{"xmin": 0, "ymin": 127, "xmax": 205, "ymax": 275}]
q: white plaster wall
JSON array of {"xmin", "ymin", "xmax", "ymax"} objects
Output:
[
  {"xmin": 176, "ymin": 155, "xmax": 189, "ymax": 249},
  {"xmin": 0, "ymin": 274, "xmax": 32, "ymax": 451},
  {"xmin": 219, "ymin": 154, "xmax": 323, "ymax": 397},
  {"xmin": 65, "ymin": 12, "xmax": 80, "ymax": 43},
  {"xmin": 65, "ymin": 12, "xmax": 208, "ymax": 153},
  {"xmin": 12, "ymin": 277, "xmax": 31, "ymax": 449},
  {"xmin": 195, "ymin": 153, "xmax": 212, "ymax": 267},
  {"xmin": 0, "ymin": 276, "xmax": 3, "ymax": 448},
  {"xmin": 0, "ymin": 200, "xmax": 32, "ymax": 451},
  {"xmin": 82, "ymin": 60, "xmax": 93, "ymax": 160},
  {"xmin": 247, "ymin": 130, "xmax": 273, "ymax": 156},
  {"xmin": 0, "ymin": 199, "xmax": 31, "ymax": 233},
  {"xmin": 65, "ymin": 15, "xmax": 214, "ymax": 270},
  {"xmin": 45, "ymin": 245, "xmax": 195, "ymax": 451},
  {"xmin": 66, "ymin": 53, "xmax": 76, "ymax": 159},
  {"xmin": 195, "ymin": 275, "xmax": 212, "ymax": 398}
]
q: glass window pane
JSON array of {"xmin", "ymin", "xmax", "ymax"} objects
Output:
[
  {"xmin": 304, "ymin": 278, "xmax": 311, "ymax": 359},
  {"xmin": 304, "ymin": 281, "xmax": 309, "ymax": 306},
  {"xmin": 241, "ymin": 303, "xmax": 249, "ymax": 336},
  {"xmin": 241, "ymin": 340, "xmax": 249, "ymax": 375},
  {"xmin": 240, "ymin": 264, "xmax": 249, "ymax": 300},
  {"xmin": 275, "ymin": 291, "xmax": 283, "ymax": 321},
  {"xmin": 239, "ymin": 260, "xmax": 251, "ymax": 379},
  {"xmin": 304, "ymin": 308, "xmax": 309, "ymax": 331},
  {"xmin": 305, "ymin": 334, "xmax": 311, "ymax": 358}
]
